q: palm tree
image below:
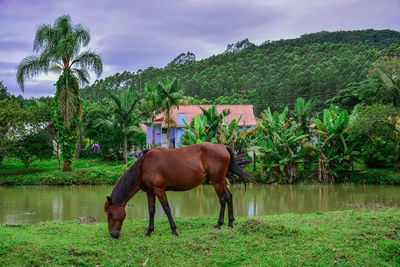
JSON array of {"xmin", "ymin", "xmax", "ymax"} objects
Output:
[
  {"xmin": 97, "ymin": 90, "xmax": 143, "ymax": 164},
  {"xmin": 16, "ymin": 15, "xmax": 102, "ymax": 171},
  {"xmin": 143, "ymin": 82, "xmax": 162, "ymax": 147},
  {"xmin": 158, "ymin": 77, "xmax": 188, "ymax": 148}
]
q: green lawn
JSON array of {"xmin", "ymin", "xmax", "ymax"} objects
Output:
[
  {"xmin": 0, "ymin": 157, "xmax": 129, "ymax": 185},
  {"xmin": 0, "ymin": 157, "xmax": 120, "ymax": 175},
  {"xmin": 1, "ymin": 209, "xmax": 399, "ymax": 265}
]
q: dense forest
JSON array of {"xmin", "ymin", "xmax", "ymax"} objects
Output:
[{"xmin": 81, "ymin": 29, "xmax": 400, "ymax": 115}]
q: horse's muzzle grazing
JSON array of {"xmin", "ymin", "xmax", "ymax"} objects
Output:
[{"xmin": 110, "ymin": 230, "xmax": 121, "ymax": 239}]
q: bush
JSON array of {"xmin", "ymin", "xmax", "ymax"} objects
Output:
[
  {"xmin": 13, "ymin": 133, "xmax": 53, "ymax": 169},
  {"xmin": 362, "ymin": 137, "xmax": 393, "ymax": 168}
]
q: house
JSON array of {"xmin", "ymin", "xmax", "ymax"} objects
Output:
[{"xmin": 145, "ymin": 105, "xmax": 257, "ymax": 148}]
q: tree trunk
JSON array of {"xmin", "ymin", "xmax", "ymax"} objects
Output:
[
  {"xmin": 123, "ymin": 134, "xmax": 128, "ymax": 164},
  {"xmin": 56, "ymin": 141, "xmax": 61, "ymax": 170},
  {"xmin": 167, "ymin": 110, "xmax": 171, "ymax": 148},
  {"xmin": 394, "ymin": 133, "xmax": 399, "ymax": 171},
  {"xmin": 75, "ymin": 126, "xmax": 82, "ymax": 159},
  {"xmin": 152, "ymin": 121, "xmax": 155, "ymax": 147},
  {"xmin": 393, "ymin": 89, "xmax": 399, "ymax": 108},
  {"xmin": 253, "ymin": 150, "xmax": 256, "ymax": 172},
  {"xmin": 63, "ymin": 159, "xmax": 72, "ymax": 172}
]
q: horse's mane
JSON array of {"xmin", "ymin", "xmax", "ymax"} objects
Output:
[{"xmin": 110, "ymin": 150, "xmax": 148, "ymax": 205}]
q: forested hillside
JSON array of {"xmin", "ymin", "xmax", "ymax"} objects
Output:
[{"xmin": 81, "ymin": 29, "xmax": 400, "ymax": 115}]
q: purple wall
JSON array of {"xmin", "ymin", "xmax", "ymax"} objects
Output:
[{"xmin": 146, "ymin": 125, "xmax": 176, "ymax": 148}]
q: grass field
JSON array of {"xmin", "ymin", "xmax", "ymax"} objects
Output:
[
  {"xmin": 0, "ymin": 158, "xmax": 129, "ymax": 185},
  {"xmin": 1, "ymin": 209, "xmax": 399, "ymax": 266}
]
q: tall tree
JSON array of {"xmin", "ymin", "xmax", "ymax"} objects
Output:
[
  {"xmin": 97, "ymin": 90, "xmax": 143, "ymax": 164},
  {"xmin": 158, "ymin": 77, "xmax": 187, "ymax": 148},
  {"xmin": 143, "ymin": 82, "xmax": 162, "ymax": 147},
  {"xmin": 16, "ymin": 15, "xmax": 103, "ymax": 171}
]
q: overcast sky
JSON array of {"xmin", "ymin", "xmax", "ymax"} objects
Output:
[{"xmin": 1, "ymin": 0, "xmax": 399, "ymax": 98}]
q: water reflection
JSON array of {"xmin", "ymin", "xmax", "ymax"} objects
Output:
[{"xmin": 0, "ymin": 184, "xmax": 399, "ymax": 224}]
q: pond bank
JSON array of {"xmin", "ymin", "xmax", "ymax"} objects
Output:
[
  {"xmin": 2, "ymin": 168, "xmax": 400, "ymax": 186},
  {"xmin": 1, "ymin": 157, "xmax": 400, "ymax": 186},
  {"xmin": 1, "ymin": 209, "xmax": 399, "ymax": 265}
]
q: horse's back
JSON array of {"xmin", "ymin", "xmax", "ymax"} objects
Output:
[{"xmin": 140, "ymin": 143, "xmax": 230, "ymax": 191}]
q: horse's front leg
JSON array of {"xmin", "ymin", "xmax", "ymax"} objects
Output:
[
  {"xmin": 154, "ymin": 189, "xmax": 178, "ymax": 236},
  {"xmin": 144, "ymin": 192, "xmax": 155, "ymax": 237}
]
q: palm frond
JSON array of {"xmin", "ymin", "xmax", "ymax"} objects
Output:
[
  {"xmin": 33, "ymin": 24, "xmax": 53, "ymax": 52},
  {"xmin": 16, "ymin": 55, "xmax": 50, "ymax": 91},
  {"xmin": 72, "ymin": 68, "xmax": 90, "ymax": 85},
  {"xmin": 57, "ymin": 83, "xmax": 78, "ymax": 129},
  {"xmin": 72, "ymin": 50, "xmax": 103, "ymax": 77},
  {"xmin": 49, "ymin": 64, "xmax": 63, "ymax": 74},
  {"xmin": 73, "ymin": 24, "xmax": 90, "ymax": 48}
]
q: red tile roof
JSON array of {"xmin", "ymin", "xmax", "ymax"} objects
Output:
[{"xmin": 154, "ymin": 105, "xmax": 256, "ymax": 127}]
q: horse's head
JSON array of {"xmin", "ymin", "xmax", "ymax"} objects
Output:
[{"xmin": 104, "ymin": 196, "xmax": 126, "ymax": 239}]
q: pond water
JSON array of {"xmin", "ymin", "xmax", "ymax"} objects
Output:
[{"xmin": 1, "ymin": 184, "xmax": 399, "ymax": 224}]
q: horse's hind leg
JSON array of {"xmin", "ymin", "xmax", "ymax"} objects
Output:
[
  {"xmin": 144, "ymin": 192, "xmax": 156, "ymax": 237},
  {"xmin": 212, "ymin": 182, "xmax": 227, "ymax": 230},
  {"xmin": 154, "ymin": 189, "xmax": 178, "ymax": 236},
  {"xmin": 225, "ymin": 187, "xmax": 234, "ymax": 228}
]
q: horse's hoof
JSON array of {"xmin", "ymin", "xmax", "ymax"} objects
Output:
[
  {"xmin": 227, "ymin": 225, "xmax": 234, "ymax": 229},
  {"xmin": 213, "ymin": 227, "xmax": 221, "ymax": 231},
  {"xmin": 143, "ymin": 234, "xmax": 151, "ymax": 238},
  {"xmin": 171, "ymin": 233, "xmax": 179, "ymax": 237}
]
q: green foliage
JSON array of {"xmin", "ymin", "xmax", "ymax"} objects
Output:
[
  {"xmin": 368, "ymin": 56, "xmax": 400, "ymax": 107},
  {"xmin": 216, "ymin": 113, "xmax": 256, "ymax": 154},
  {"xmin": 0, "ymin": 158, "xmax": 127, "ymax": 186},
  {"xmin": 12, "ymin": 133, "xmax": 53, "ymax": 169},
  {"xmin": 180, "ymin": 105, "xmax": 229, "ymax": 146},
  {"xmin": 259, "ymin": 29, "xmax": 400, "ymax": 49},
  {"xmin": 182, "ymin": 115, "xmax": 217, "ymax": 144},
  {"xmin": 351, "ymin": 103, "xmax": 400, "ymax": 170},
  {"xmin": 167, "ymin": 51, "xmax": 196, "ymax": 67},
  {"xmin": 52, "ymin": 87, "xmax": 79, "ymax": 171},
  {"xmin": 80, "ymin": 30, "xmax": 399, "ymax": 115},
  {"xmin": 0, "ymin": 98, "xmax": 26, "ymax": 167},
  {"xmin": 82, "ymin": 101, "xmax": 119, "ymax": 158},
  {"xmin": 255, "ymin": 106, "xmax": 312, "ymax": 183},
  {"xmin": 16, "ymin": 15, "xmax": 103, "ymax": 172},
  {"xmin": 143, "ymin": 81, "xmax": 163, "ymax": 146},
  {"xmin": 95, "ymin": 90, "xmax": 145, "ymax": 163},
  {"xmin": 313, "ymin": 105, "xmax": 359, "ymax": 182},
  {"xmin": 362, "ymin": 137, "xmax": 393, "ymax": 168},
  {"xmin": 17, "ymin": 14, "xmax": 103, "ymax": 91},
  {"xmin": 157, "ymin": 77, "xmax": 189, "ymax": 148}
]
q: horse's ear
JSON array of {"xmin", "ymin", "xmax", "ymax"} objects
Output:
[{"xmin": 107, "ymin": 196, "xmax": 113, "ymax": 205}]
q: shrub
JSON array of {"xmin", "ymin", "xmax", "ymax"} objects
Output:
[{"xmin": 13, "ymin": 133, "xmax": 53, "ymax": 169}]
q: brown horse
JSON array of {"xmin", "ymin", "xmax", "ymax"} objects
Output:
[{"xmin": 104, "ymin": 142, "xmax": 250, "ymax": 238}]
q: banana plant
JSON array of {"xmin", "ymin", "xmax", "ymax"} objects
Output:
[
  {"xmin": 216, "ymin": 113, "xmax": 257, "ymax": 155},
  {"xmin": 312, "ymin": 105, "xmax": 359, "ymax": 182},
  {"xmin": 254, "ymin": 106, "xmax": 313, "ymax": 184},
  {"xmin": 182, "ymin": 114, "xmax": 217, "ymax": 144},
  {"xmin": 180, "ymin": 105, "xmax": 229, "ymax": 145}
]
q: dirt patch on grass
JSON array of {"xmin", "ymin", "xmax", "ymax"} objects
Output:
[{"xmin": 238, "ymin": 219, "xmax": 299, "ymax": 238}]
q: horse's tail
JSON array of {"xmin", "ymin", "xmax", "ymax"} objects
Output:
[{"xmin": 226, "ymin": 147, "xmax": 254, "ymax": 189}]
